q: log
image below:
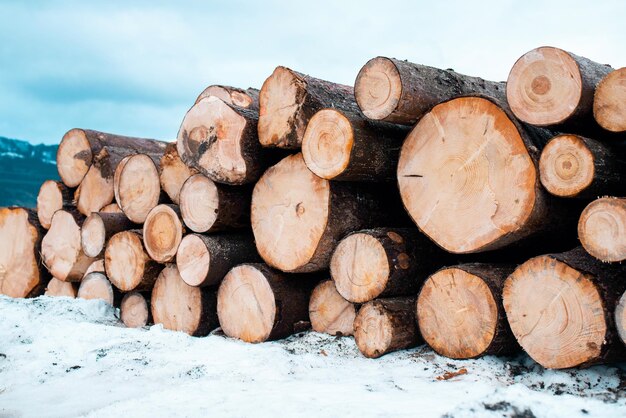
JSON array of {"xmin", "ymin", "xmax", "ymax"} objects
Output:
[
  {"xmin": 503, "ymin": 247, "xmax": 626, "ymax": 369},
  {"xmin": 121, "ymin": 291, "xmax": 151, "ymax": 328},
  {"xmin": 195, "ymin": 85, "xmax": 260, "ymax": 110},
  {"xmin": 114, "ymin": 154, "xmax": 164, "ymax": 223},
  {"xmin": 301, "ymin": 108, "xmax": 409, "ymax": 181},
  {"xmin": 594, "ymin": 68, "xmax": 626, "ymax": 133},
  {"xmin": 77, "ymin": 272, "xmax": 119, "ymax": 306},
  {"xmin": 176, "ymin": 233, "xmax": 260, "ymax": 287},
  {"xmin": 104, "ymin": 230, "xmax": 161, "ymax": 292},
  {"xmin": 151, "ymin": 264, "xmax": 218, "ymax": 336},
  {"xmin": 309, "ymin": 279, "xmax": 356, "ymax": 336},
  {"xmin": 41, "ymin": 210, "xmax": 95, "ymax": 282},
  {"xmin": 101, "ymin": 203, "xmax": 123, "ymax": 213},
  {"xmin": 252, "ymin": 153, "xmax": 406, "ymax": 273},
  {"xmin": 0, "ymin": 208, "xmax": 48, "ymax": 298},
  {"xmin": 81, "ymin": 212, "xmax": 136, "ymax": 258},
  {"xmin": 143, "ymin": 204, "xmax": 185, "ymax": 263},
  {"xmin": 44, "ymin": 278, "xmax": 78, "ymax": 298},
  {"xmin": 539, "ymin": 134, "xmax": 626, "ymax": 198},
  {"xmin": 56, "ymin": 128, "xmax": 167, "ymax": 187},
  {"xmin": 616, "ymin": 291, "xmax": 626, "ymax": 346},
  {"xmin": 177, "ymin": 96, "xmax": 269, "ymax": 185},
  {"xmin": 354, "ymin": 56, "xmax": 505, "ymax": 125},
  {"xmin": 217, "ymin": 263, "xmax": 314, "ymax": 343},
  {"xmin": 353, "ymin": 297, "xmax": 419, "ymax": 358},
  {"xmin": 330, "ymin": 228, "xmax": 444, "ymax": 303},
  {"xmin": 84, "ymin": 259, "xmax": 105, "ymax": 276},
  {"xmin": 74, "ymin": 146, "xmax": 125, "ymax": 216},
  {"xmin": 397, "ymin": 96, "xmax": 578, "ymax": 254},
  {"xmin": 507, "ymin": 47, "xmax": 612, "ymax": 133},
  {"xmin": 179, "ymin": 174, "xmax": 251, "ymax": 233},
  {"xmin": 37, "ymin": 180, "xmax": 75, "ymax": 229},
  {"xmin": 258, "ymin": 66, "xmax": 355, "ymax": 149},
  {"xmin": 417, "ymin": 264, "xmax": 517, "ymax": 359},
  {"xmin": 578, "ymin": 197, "xmax": 626, "ymax": 262},
  {"xmin": 159, "ymin": 142, "xmax": 198, "ymax": 205}
]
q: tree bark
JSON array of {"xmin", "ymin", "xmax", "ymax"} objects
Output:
[
  {"xmin": 195, "ymin": 85, "xmax": 260, "ymax": 110},
  {"xmin": 37, "ymin": 180, "xmax": 77, "ymax": 229},
  {"xmin": 417, "ymin": 263, "xmax": 517, "ymax": 359},
  {"xmin": 44, "ymin": 278, "xmax": 78, "ymax": 298},
  {"xmin": 179, "ymin": 174, "xmax": 251, "ymax": 233},
  {"xmin": 302, "ymin": 108, "xmax": 409, "ymax": 181},
  {"xmin": 503, "ymin": 247, "xmax": 626, "ymax": 369},
  {"xmin": 121, "ymin": 291, "xmax": 152, "ymax": 328},
  {"xmin": 114, "ymin": 153, "xmax": 165, "ymax": 223},
  {"xmin": 0, "ymin": 207, "xmax": 49, "ymax": 298},
  {"xmin": 81, "ymin": 212, "xmax": 137, "ymax": 258},
  {"xmin": 258, "ymin": 66, "xmax": 356, "ymax": 149},
  {"xmin": 578, "ymin": 197, "xmax": 626, "ymax": 262},
  {"xmin": 594, "ymin": 68, "xmax": 626, "ymax": 133},
  {"xmin": 353, "ymin": 297, "xmax": 419, "ymax": 358},
  {"xmin": 151, "ymin": 264, "xmax": 218, "ymax": 336},
  {"xmin": 217, "ymin": 263, "xmax": 317, "ymax": 343},
  {"xmin": 143, "ymin": 204, "xmax": 185, "ymax": 263},
  {"xmin": 104, "ymin": 230, "xmax": 161, "ymax": 292},
  {"xmin": 77, "ymin": 272, "xmax": 121, "ymax": 306},
  {"xmin": 159, "ymin": 142, "xmax": 198, "ymax": 205},
  {"xmin": 309, "ymin": 279, "xmax": 356, "ymax": 336},
  {"xmin": 176, "ymin": 233, "xmax": 260, "ymax": 287},
  {"xmin": 355, "ymin": 56, "xmax": 505, "ymax": 125}
]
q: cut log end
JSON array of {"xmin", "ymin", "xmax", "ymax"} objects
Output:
[
  {"xmin": 616, "ymin": 291, "xmax": 626, "ymax": 346},
  {"xmin": 578, "ymin": 198, "xmax": 626, "ymax": 262},
  {"xmin": 44, "ymin": 278, "xmax": 77, "ymax": 298},
  {"xmin": 159, "ymin": 142, "xmax": 197, "ymax": 204},
  {"xmin": 115, "ymin": 154, "xmax": 161, "ymax": 223},
  {"xmin": 57, "ymin": 129, "xmax": 91, "ymax": 187},
  {"xmin": 144, "ymin": 205, "xmax": 183, "ymax": 263},
  {"xmin": 397, "ymin": 97, "xmax": 536, "ymax": 253},
  {"xmin": 81, "ymin": 213, "xmax": 106, "ymax": 258},
  {"xmin": 179, "ymin": 174, "xmax": 219, "ymax": 233},
  {"xmin": 252, "ymin": 153, "xmax": 330, "ymax": 272},
  {"xmin": 217, "ymin": 264, "xmax": 276, "ymax": 343},
  {"xmin": 176, "ymin": 234, "xmax": 212, "ymax": 287},
  {"xmin": 76, "ymin": 163, "xmax": 114, "ymax": 216},
  {"xmin": 196, "ymin": 85, "xmax": 257, "ymax": 109},
  {"xmin": 37, "ymin": 180, "xmax": 71, "ymax": 229},
  {"xmin": 539, "ymin": 134, "xmax": 594, "ymax": 197},
  {"xmin": 302, "ymin": 109, "xmax": 354, "ymax": 179},
  {"xmin": 353, "ymin": 302, "xmax": 394, "ymax": 358},
  {"xmin": 354, "ymin": 57, "xmax": 402, "ymax": 121},
  {"xmin": 507, "ymin": 47, "xmax": 582, "ymax": 126},
  {"xmin": 594, "ymin": 68, "xmax": 626, "ymax": 133},
  {"xmin": 309, "ymin": 280, "xmax": 355, "ymax": 336},
  {"xmin": 77, "ymin": 272, "xmax": 115, "ymax": 305},
  {"xmin": 503, "ymin": 255, "xmax": 607, "ymax": 369},
  {"xmin": 417, "ymin": 268, "xmax": 498, "ymax": 359},
  {"xmin": 330, "ymin": 232, "xmax": 389, "ymax": 303},
  {"xmin": 121, "ymin": 292, "xmax": 150, "ymax": 328},
  {"xmin": 105, "ymin": 231, "xmax": 150, "ymax": 291}
]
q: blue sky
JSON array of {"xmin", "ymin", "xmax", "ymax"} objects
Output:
[{"xmin": 1, "ymin": 0, "xmax": 624, "ymax": 145}]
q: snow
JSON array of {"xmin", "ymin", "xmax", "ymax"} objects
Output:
[{"xmin": 0, "ymin": 296, "xmax": 624, "ymax": 418}]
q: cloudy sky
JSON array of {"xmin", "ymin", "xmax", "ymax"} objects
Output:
[{"xmin": 1, "ymin": 0, "xmax": 624, "ymax": 145}]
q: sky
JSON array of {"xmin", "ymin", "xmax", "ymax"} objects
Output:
[{"xmin": 0, "ymin": 0, "xmax": 624, "ymax": 145}]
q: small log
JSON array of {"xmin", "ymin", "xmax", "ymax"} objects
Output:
[
  {"xmin": 0, "ymin": 208, "xmax": 48, "ymax": 298},
  {"xmin": 104, "ymin": 230, "xmax": 161, "ymax": 291},
  {"xmin": 355, "ymin": 56, "xmax": 504, "ymax": 125},
  {"xmin": 151, "ymin": 264, "xmax": 218, "ymax": 336},
  {"xmin": 309, "ymin": 279, "xmax": 356, "ymax": 336},
  {"xmin": 75, "ymin": 146, "xmax": 125, "ymax": 216},
  {"xmin": 330, "ymin": 228, "xmax": 445, "ymax": 303},
  {"xmin": 258, "ymin": 66, "xmax": 355, "ymax": 149},
  {"xmin": 176, "ymin": 233, "xmax": 259, "ymax": 287},
  {"xmin": 177, "ymin": 96, "xmax": 268, "ymax": 185},
  {"xmin": 56, "ymin": 128, "xmax": 166, "ymax": 187},
  {"xmin": 114, "ymin": 154, "xmax": 164, "ymax": 223},
  {"xmin": 77, "ymin": 272, "xmax": 119, "ymax": 306},
  {"xmin": 594, "ymin": 68, "xmax": 626, "ymax": 133},
  {"xmin": 507, "ymin": 47, "xmax": 612, "ymax": 133},
  {"xmin": 616, "ymin": 291, "xmax": 626, "ymax": 346},
  {"xmin": 195, "ymin": 85, "xmax": 260, "ymax": 110},
  {"xmin": 81, "ymin": 212, "xmax": 136, "ymax": 258},
  {"xmin": 159, "ymin": 142, "xmax": 198, "ymax": 204},
  {"xmin": 179, "ymin": 174, "xmax": 251, "ymax": 233},
  {"xmin": 84, "ymin": 259, "xmax": 105, "ymax": 276},
  {"xmin": 121, "ymin": 291, "xmax": 151, "ymax": 328},
  {"xmin": 539, "ymin": 134, "xmax": 626, "ymax": 198},
  {"xmin": 101, "ymin": 203, "xmax": 123, "ymax": 213},
  {"xmin": 252, "ymin": 153, "xmax": 406, "ymax": 273},
  {"xmin": 353, "ymin": 297, "xmax": 419, "ymax": 358},
  {"xmin": 143, "ymin": 204, "xmax": 185, "ymax": 263},
  {"xmin": 217, "ymin": 263, "xmax": 314, "ymax": 343},
  {"xmin": 36, "ymin": 180, "xmax": 75, "ymax": 229},
  {"xmin": 503, "ymin": 247, "xmax": 626, "ymax": 369},
  {"xmin": 301, "ymin": 108, "xmax": 409, "ymax": 181},
  {"xmin": 44, "ymin": 278, "xmax": 78, "ymax": 298},
  {"xmin": 578, "ymin": 197, "xmax": 626, "ymax": 262},
  {"xmin": 417, "ymin": 264, "xmax": 517, "ymax": 359},
  {"xmin": 41, "ymin": 210, "xmax": 95, "ymax": 282}
]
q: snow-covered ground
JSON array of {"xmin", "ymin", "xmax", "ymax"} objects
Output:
[{"xmin": 0, "ymin": 296, "xmax": 624, "ymax": 418}]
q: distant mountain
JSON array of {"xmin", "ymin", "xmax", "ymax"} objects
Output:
[{"xmin": 0, "ymin": 136, "xmax": 59, "ymax": 208}]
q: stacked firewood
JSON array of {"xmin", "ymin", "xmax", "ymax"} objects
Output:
[{"xmin": 1, "ymin": 48, "xmax": 626, "ymax": 370}]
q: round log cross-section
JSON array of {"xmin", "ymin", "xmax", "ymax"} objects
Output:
[
  {"xmin": 104, "ymin": 231, "xmax": 161, "ymax": 292},
  {"xmin": 143, "ymin": 204, "xmax": 184, "ymax": 263},
  {"xmin": 114, "ymin": 154, "xmax": 162, "ymax": 223},
  {"xmin": 578, "ymin": 197, "xmax": 626, "ymax": 262},
  {"xmin": 195, "ymin": 85, "xmax": 260, "ymax": 110},
  {"xmin": 44, "ymin": 278, "xmax": 77, "ymax": 298},
  {"xmin": 309, "ymin": 279, "xmax": 356, "ymax": 336},
  {"xmin": 159, "ymin": 142, "xmax": 198, "ymax": 205},
  {"xmin": 77, "ymin": 272, "xmax": 117, "ymax": 306},
  {"xmin": 594, "ymin": 68, "xmax": 626, "ymax": 133},
  {"xmin": 81, "ymin": 212, "xmax": 136, "ymax": 258},
  {"xmin": 121, "ymin": 292, "xmax": 151, "ymax": 328},
  {"xmin": 616, "ymin": 291, "xmax": 626, "ymax": 346},
  {"xmin": 37, "ymin": 180, "xmax": 75, "ymax": 229}
]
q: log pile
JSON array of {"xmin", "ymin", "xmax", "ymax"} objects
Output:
[{"xmin": 2, "ymin": 45, "xmax": 626, "ymax": 370}]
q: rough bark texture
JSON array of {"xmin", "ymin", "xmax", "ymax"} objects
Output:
[
  {"xmin": 104, "ymin": 230, "xmax": 162, "ymax": 292},
  {"xmin": 37, "ymin": 180, "xmax": 77, "ymax": 229},
  {"xmin": 353, "ymin": 297, "xmax": 419, "ymax": 358},
  {"xmin": 159, "ymin": 142, "xmax": 199, "ymax": 204},
  {"xmin": 309, "ymin": 279, "xmax": 356, "ymax": 336},
  {"xmin": 81, "ymin": 212, "xmax": 137, "ymax": 258},
  {"xmin": 195, "ymin": 85, "xmax": 260, "ymax": 110}
]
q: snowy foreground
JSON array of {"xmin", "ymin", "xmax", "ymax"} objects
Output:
[{"xmin": 0, "ymin": 296, "xmax": 624, "ymax": 418}]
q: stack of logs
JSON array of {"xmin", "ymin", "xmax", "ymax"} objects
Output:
[{"xmin": 1, "ymin": 47, "xmax": 626, "ymax": 370}]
